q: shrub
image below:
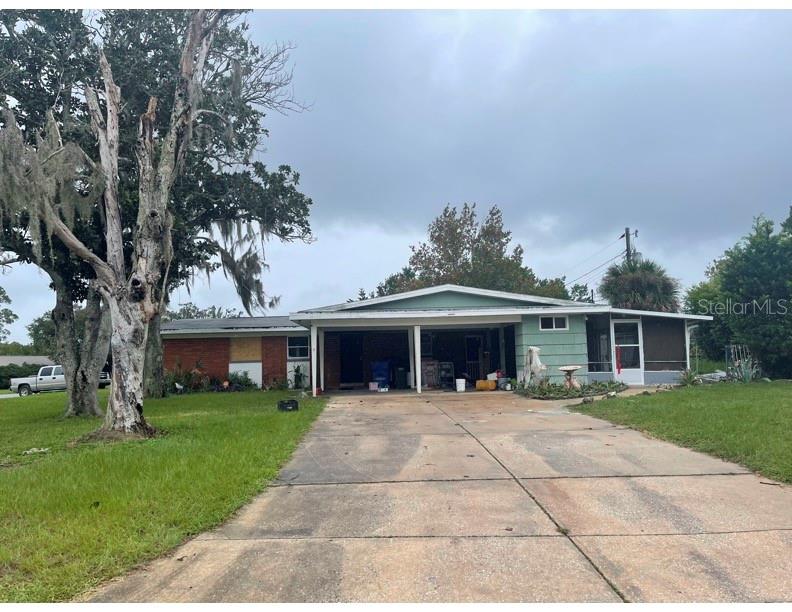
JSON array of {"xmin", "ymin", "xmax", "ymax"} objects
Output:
[
  {"xmin": 266, "ymin": 377, "xmax": 289, "ymax": 391},
  {"xmin": 164, "ymin": 367, "xmax": 211, "ymax": 394},
  {"xmin": 679, "ymin": 369, "xmax": 699, "ymax": 386},
  {"xmin": 514, "ymin": 380, "xmax": 627, "ymax": 400},
  {"xmin": 730, "ymin": 356, "xmax": 761, "ymax": 383},
  {"xmin": 0, "ymin": 363, "xmax": 48, "ymax": 388},
  {"xmin": 227, "ymin": 370, "xmax": 258, "ymax": 391}
]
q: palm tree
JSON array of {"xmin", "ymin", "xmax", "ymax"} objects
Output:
[{"xmin": 599, "ymin": 258, "xmax": 680, "ymax": 312}]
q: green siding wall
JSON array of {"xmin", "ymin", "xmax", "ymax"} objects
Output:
[
  {"xmin": 354, "ymin": 291, "xmax": 550, "ymax": 311},
  {"xmin": 515, "ymin": 314, "xmax": 589, "ymax": 383}
]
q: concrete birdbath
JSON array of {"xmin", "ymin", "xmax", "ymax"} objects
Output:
[{"xmin": 558, "ymin": 365, "xmax": 583, "ymax": 390}]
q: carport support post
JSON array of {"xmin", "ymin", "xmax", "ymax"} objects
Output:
[
  {"xmin": 311, "ymin": 324, "xmax": 318, "ymax": 397},
  {"xmin": 413, "ymin": 325, "xmax": 422, "ymax": 393},
  {"xmin": 498, "ymin": 326, "xmax": 506, "ymax": 372},
  {"xmin": 318, "ymin": 329, "xmax": 325, "ymax": 391},
  {"xmin": 407, "ymin": 328, "xmax": 415, "ymax": 388}
]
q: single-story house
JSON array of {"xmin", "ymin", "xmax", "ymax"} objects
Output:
[
  {"xmin": 162, "ymin": 284, "xmax": 712, "ymax": 396},
  {"xmin": 0, "ymin": 355, "xmax": 54, "ymax": 367}
]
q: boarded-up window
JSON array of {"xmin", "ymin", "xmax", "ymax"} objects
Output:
[{"xmin": 230, "ymin": 337, "xmax": 262, "ymax": 363}]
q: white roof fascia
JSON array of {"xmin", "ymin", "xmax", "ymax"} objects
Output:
[
  {"xmin": 161, "ymin": 328, "xmax": 309, "ymax": 338},
  {"xmin": 290, "ymin": 305, "xmax": 608, "ymax": 321},
  {"xmin": 290, "ymin": 306, "xmax": 713, "ymax": 323},
  {"xmin": 300, "ymin": 315, "xmax": 524, "ymax": 329},
  {"xmin": 610, "ymin": 308, "xmax": 713, "ymax": 321}
]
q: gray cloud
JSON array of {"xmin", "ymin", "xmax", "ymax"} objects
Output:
[{"xmin": 3, "ymin": 10, "xmax": 792, "ymax": 341}]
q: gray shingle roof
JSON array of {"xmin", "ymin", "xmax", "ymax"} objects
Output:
[{"xmin": 162, "ymin": 316, "xmax": 303, "ymax": 332}]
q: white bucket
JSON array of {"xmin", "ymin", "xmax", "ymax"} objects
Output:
[{"xmin": 455, "ymin": 378, "xmax": 466, "ymax": 393}]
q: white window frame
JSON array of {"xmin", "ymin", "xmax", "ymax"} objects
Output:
[
  {"xmin": 287, "ymin": 336, "xmax": 310, "ymax": 360},
  {"xmin": 538, "ymin": 315, "xmax": 569, "ymax": 331}
]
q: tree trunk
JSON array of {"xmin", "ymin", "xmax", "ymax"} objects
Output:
[
  {"xmin": 143, "ymin": 302, "xmax": 167, "ymax": 398},
  {"xmin": 51, "ymin": 281, "xmax": 82, "ymax": 416},
  {"xmin": 53, "ymin": 283, "xmax": 112, "ymax": 418},
  {"xmin": 70, "ymin": 289, "xmax": 111, "ymax": 417},
  {"xmin": 103, "ymin": 294, "xmax": 154, "ymax": 436}
]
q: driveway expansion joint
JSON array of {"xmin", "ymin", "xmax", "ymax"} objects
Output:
[
  {"xmin": 428, "ymin": 399, "xmax": 630, "ymax": 604},
  {"xmin": 271, "ymin": 476, "xmax": 514, "ymax": 487},
  {"xmin": 199, "ymin": 534, "xmax": 569, "ymax": 541}
]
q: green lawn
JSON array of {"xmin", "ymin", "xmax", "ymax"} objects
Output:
[
  {"xmin": 0, "ymin": 389, "xmax": 324, "ymax": 602},
  {"xmin": 575, "ymin": 382, "xmax": 792, "ymax": 483},
  {"xmin": 692, "ymin": 357, "xmax": 726, "ymax": 374}
]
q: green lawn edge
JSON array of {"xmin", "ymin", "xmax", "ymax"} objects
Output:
[
  {"xmin": 0, "ymin": 390, "xmax": 325, "ymax": 602},
  {"xmin": 572, "ymin": 382, "xmax": 792, "ymax": 484}
]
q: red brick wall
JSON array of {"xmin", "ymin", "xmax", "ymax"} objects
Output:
[
  {"xmin": 164, "ymin": 338, "xmax": 230, "ymax": 379},
  {"xmin": 261, "ymin": 336, "xmax": 288, "ymax": 385}
]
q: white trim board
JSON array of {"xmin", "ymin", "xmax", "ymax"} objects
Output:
[
  {"xmin": 291, "ymin": 306, "xmax": 712, "ymax": 323},
  {"xmin": 162, "ymin": 329, "xmax": 309, "ymax": 338}
]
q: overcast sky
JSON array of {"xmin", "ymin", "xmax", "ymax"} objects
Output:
[{"xmin": 4, "ymin": 10, "xmax": 792, "ymax": 342}]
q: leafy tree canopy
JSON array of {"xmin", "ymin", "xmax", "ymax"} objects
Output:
[
  {"xmin": 690, "ymin": 210, "xmax": 792, "ymax": 377},
  {"xmin": 164, "ymin": 303, "xmax": 245, "ymax": 321},
  {"xmin": 0, "ymin": 10, "xmax": 313, "ymax": 313},
  {"xmin": 599, "ymin": 258, "xmax": 680, "ymax": 312},
  {"xmin": 26, "ymin": 305, "xmax": 102, "ymax": 359},
  {"xmin": 368, "ymin": 204, "xmax": 569, "ymax": 299},
  {"xmin": 0, "ymin": 286, "xmax": 17, "ymax": 342}
]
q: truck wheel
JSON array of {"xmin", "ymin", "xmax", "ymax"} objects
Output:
[{"xmin": 18, "ymin": 385, "xmax": 31, "ymax": 397}]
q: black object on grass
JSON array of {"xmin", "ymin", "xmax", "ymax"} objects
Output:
[{"xmin": 278, "ymin": 399, "xmax": 299, "ymax": 412}]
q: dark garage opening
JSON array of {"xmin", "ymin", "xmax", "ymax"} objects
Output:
[{"xmin": 325, "ymin": 325, "xmax": 516, "ymax": 391}]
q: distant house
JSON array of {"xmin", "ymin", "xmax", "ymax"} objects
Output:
[
  {"xmin": 162, "ymin": 284, "xmax": 711, "ymax": 395},
  {"xmin": 0, "ymin": 356, "xmax": 54, "ymax": 367}
]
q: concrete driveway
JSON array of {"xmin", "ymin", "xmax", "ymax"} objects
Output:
[{"xmin": 90, "ymin": 392, "xmax": 792, "ymax": 602}]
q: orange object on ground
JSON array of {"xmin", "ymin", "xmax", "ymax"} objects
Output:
[{"xmin": 476, "ymin": 380, "xmax": 497, "ymax": 391}]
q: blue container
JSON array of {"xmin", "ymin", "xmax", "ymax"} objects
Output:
[{"xmin": 370, "ymin": 360, "xmax": 390, "ymax": 387}]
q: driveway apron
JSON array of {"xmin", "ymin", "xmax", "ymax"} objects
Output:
[{"xmin": 89, "ymin": 392, "xmax": 792, "ymax": 602}]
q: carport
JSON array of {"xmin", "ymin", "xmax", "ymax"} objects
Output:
[{"xmin": 294, "ymin": 318, "xmax": 519, "ymax": 394}]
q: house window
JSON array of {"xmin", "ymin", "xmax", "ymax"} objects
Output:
[
  {"xmin": 287, "ymin": 336, "xmax": 309, "ymax": 360},
  {"xmin": 539, "ymin": 316, "xmax": 568, "ymax": 331}
]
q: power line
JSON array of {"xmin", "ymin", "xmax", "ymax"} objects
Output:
[
  {"xmin": 560, "ymin": 235, "xmax": 625, "ymax": 279},
  {"xmin": 565, "ymin": 249, "xmax": 626, "ymax": 287}
]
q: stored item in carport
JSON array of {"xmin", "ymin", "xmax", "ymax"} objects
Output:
[
  {"xmin": 278, "ymin": 399, "xmax": 299, "ymax": 411},
  {"xmin": 370, "ymin": 360, "xmax": 390, "ymax": 387},
  {"xmin": 394, "ymin": 367, "xmax": 408, "ymax": 389},
  {"xmin": 476, "ymin": 379, "xmax": 497, "ymax": 391},
  {"xmin": 438, "ymin": 361, "xmax": 455, "ymax": 388}
]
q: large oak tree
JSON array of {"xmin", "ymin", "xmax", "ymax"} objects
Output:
[{"xmin": 0, "ymin": 10, "xmax": 312, "ymax": 417}]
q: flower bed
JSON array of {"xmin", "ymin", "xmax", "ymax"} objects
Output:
[{"xmin": 514, "ymin": 380, "xmax": 627, "ymax": 400}]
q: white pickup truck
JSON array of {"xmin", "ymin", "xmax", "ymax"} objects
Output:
[{"xmin": 10, "ymin": 365, "xmax": 111, "ymax": 397}]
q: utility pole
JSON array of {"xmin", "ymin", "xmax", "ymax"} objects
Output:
[{"xmin": 624, "ymin": 227, "xmax": 632, "ymax": 264}]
